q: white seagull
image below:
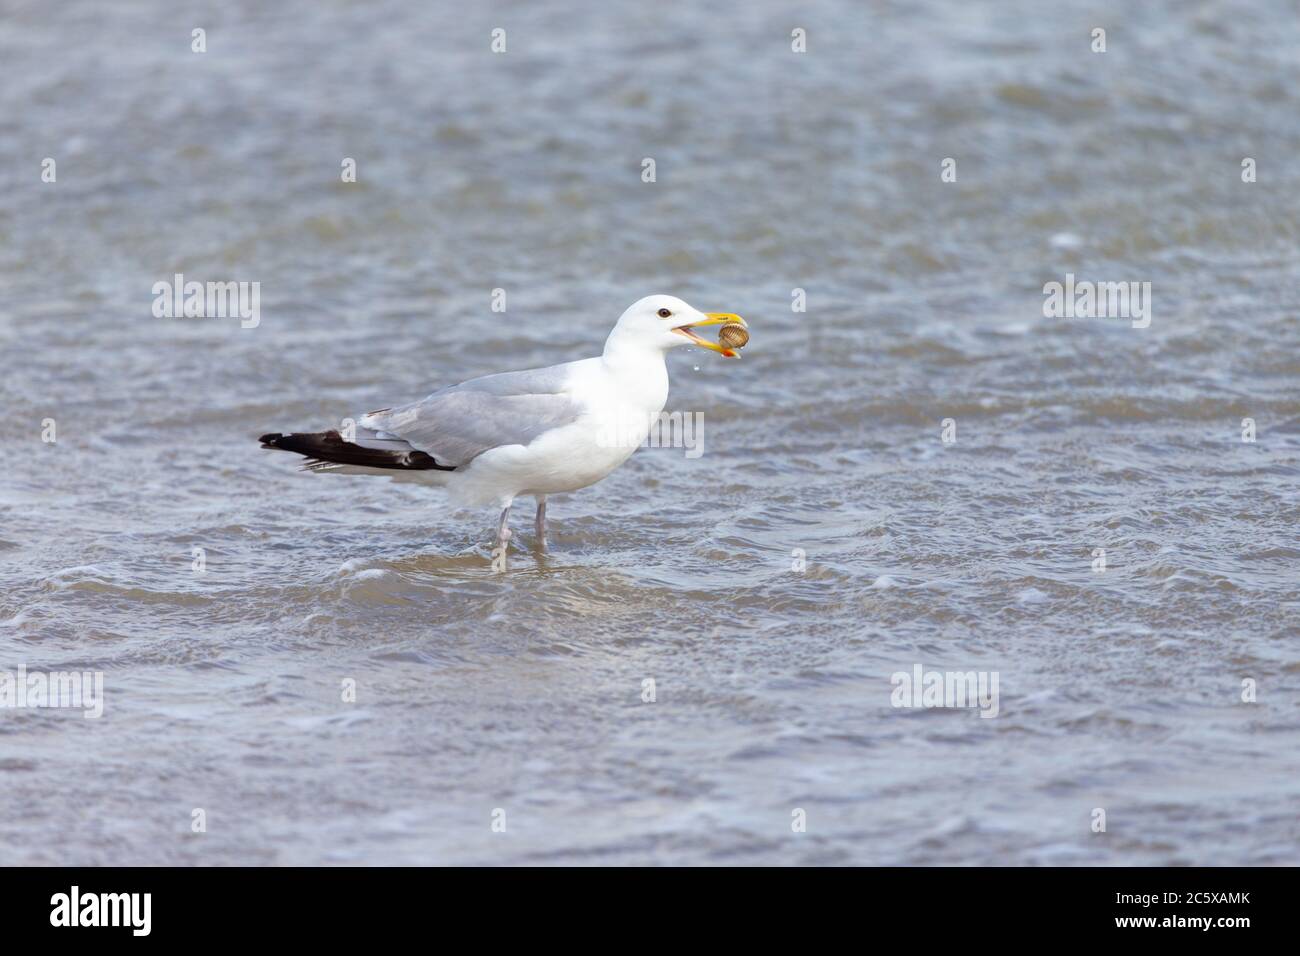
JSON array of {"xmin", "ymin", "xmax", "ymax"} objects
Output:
[{"xmin": 259, "ymin": 295, "xmax": 746, "ymax": 554}]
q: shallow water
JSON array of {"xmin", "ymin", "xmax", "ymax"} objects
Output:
[{"xmin": 1, "ymin": 0, "xmax": 1297, "ymax": 865}]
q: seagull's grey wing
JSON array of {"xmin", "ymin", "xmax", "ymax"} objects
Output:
[{"xmin": 359, "ymin": 364, "xmax": 585, "ymax": 468}]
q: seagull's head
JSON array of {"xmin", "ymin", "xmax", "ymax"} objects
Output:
[{"xmin": 610, "ymin": 294, "xmax": 747, "ymax": 358}]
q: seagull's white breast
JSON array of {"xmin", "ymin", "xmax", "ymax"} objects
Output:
[{"xmin": 444, "ymin": 352, "xmax": 670, "ymax": 507}]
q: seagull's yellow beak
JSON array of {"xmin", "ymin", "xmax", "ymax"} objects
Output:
[{"xmin": 672, "ymin": 313, "xmax": 748, "ymax": 358}]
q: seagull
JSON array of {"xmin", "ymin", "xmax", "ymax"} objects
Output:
[{"xmin": 258, "ymin": 295, "xmax": 746, "ymax": 556}]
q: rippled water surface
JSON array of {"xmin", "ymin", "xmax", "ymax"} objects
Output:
[{"xmin": 1, "ymin": 0, "xmax": 1298, "ymax": 865}]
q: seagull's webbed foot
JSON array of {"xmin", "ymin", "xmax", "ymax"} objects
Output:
[{"xmin": 534, "ymin": 496, "xmax": 547, "ymax": 552}]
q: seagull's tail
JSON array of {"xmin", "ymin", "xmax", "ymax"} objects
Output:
[{"xmin": 258, "ymin": 429, "xmax": 456, "ymax": 474}]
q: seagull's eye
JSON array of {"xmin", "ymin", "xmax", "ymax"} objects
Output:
[{"xmin": 657, "ymin": 308, "xmax": 672, "ymax": 318}]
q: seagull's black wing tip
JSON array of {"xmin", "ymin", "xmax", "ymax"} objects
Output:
[{"xmin": 257, "ymin": 429, "xmax": 455, "ymax": 471}]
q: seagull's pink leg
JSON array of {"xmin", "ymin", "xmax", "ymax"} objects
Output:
[
  {"xmin": 534, "ymin": 496, "xmax": 547, "ymax": 551},
  {"xmin": 496, "ymin": 505, "xmax": 512, "ymax": 552}
]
